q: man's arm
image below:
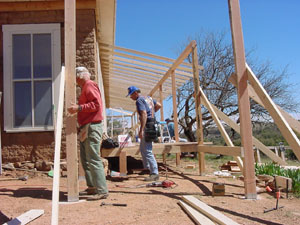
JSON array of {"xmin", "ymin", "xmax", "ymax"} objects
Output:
[
  {"xmin": 139, "ymin": 110, "xmax": 147, "ymax": 139},
  {"xmin": 154, "ymin": 101, "xmax": 161, "ymax": 112}
]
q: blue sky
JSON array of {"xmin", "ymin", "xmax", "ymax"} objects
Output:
[{"xmin": 114, "ymin": 0, "xmax": 300, "ymax": 119}]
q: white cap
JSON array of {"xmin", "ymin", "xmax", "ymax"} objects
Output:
[{"xmin": 76, "ymin": 66, "xmax": 89, "ymax": 76}]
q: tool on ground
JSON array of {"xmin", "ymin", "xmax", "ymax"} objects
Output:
[
  {"xmin": 100, "ymin": 202, "xmax": 127, "ymax": 207},
  {"xmin": 146, "ymin": 180, "xmax": 177, "ymax": 188},
  {"xmin": 0, "ymin": 175, "xmax": 28, "ymax": 182},
  {"xmin": 264, "ymin": 186, "xmax": 284, "ymax": 213}
]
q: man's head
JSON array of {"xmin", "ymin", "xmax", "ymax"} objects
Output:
[{"xmin": 126, "ymin": 86, "xmax": 140, "ymax": 100}]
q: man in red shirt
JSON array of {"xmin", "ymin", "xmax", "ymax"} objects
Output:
[{"xmin": 67, "ymin": 67, "xmax": 108, "ymax": 201}]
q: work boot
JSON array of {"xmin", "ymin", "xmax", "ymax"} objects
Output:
[
  {"xmin": 79, "ymin": 187, "xmax": 96, "ymax": 196},
  {"xmin": 87, "ymin": 193, "xmax": 109, "ymax": 201},
  {"xmin": 144, "ymin": 174, "xmax": 159, "ymax": 181}
]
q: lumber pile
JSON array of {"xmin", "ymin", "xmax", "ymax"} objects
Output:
[
  {"xmin": 220, "ymin": 161, "xmax": 241, "ymax": 172},
  {"xmin": 179, "ymin": 195, "xmax": 240, "ymax": 225}
]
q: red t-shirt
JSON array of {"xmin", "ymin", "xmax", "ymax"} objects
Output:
[{"xmin": 77, "ymin": 80, "xmax": 103, "ymax": 126}]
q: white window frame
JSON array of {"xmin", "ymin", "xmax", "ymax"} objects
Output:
[{"xmin": 3, "ymin": 24, "xmax": 61, "ymax": 133}]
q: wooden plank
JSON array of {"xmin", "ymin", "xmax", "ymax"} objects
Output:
[
  {"xmin": 228, "ymin": 0, "xmax": 256, "ymax": 199},
  {"xmin": 172, "ymin": 70, "xmax": 181, "ymax": 165},
  {"xmin": 0, "ymin": 0, "xmax": 95, "ymax": 12},
  {"xmin": 229, "ymin": 72, "xmax": 300, "ymax": 136},
  {"xmin": 246, "ymin": 64, "xmax": 300, "ymax": 160},
  {"xmin": 111, "ymin": 51, "xmax": 193, "ymax": 73},
  {"xmin": 99, "ymin": 41, "xmax": 200, "ymax": 68},
  {"xmin": 198, "ymin": 145, "xmax": 241, "ymax": 156},
  {"xmin": 65, "ymin": 0, "xmax": 78, "ymax": 202},
  {"xmin": 149, "ymin": 41, "xmax": 196, "ymax": 96},
  {"xmin": 182, "ymin": 195, "xmax": 240, "ymax": 225},
  {"xmin": 199, "ymin": 86, "xmax": 243, "ymax": 170},
  {"xmin": 208, "ymin": 103, "xmax": 287, "ymax": 165},
  {"xmin": 178, "ymin": 200, "xmax": 215, "ymax": 225},
  {"xmin": 101, "ymin": 143, "xmax": 199, "ymax": 157},
  {"xmin": 4, "ymin": 209, "xmax": 44, "ymax": 225},
  {"xmin": 51, "ymin": 66, "xmax": 65, "ymax": 225},
  {"xmin": 112, "ymin": 55, "xmax": 193, "ymax": 77},
  {"xmin": 119, "ymin": 150, "xmax": 127, "ymax": 175},
  {"xmin": 192, "ymin": 45, "xmax": 205, "ymax": 175},
  {"xmin": 96, "ymin": 43, "xmax": 108, "ymax": 133}
]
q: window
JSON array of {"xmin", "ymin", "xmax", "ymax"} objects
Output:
[{"xmin": 3, "ymin": 24, "xmax": 61, "ymax": 132}]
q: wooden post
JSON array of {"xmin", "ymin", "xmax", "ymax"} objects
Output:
[
  {"xmin": 65, "ymin": 0, "xmax": 79, "ymax": 202},
  {"xmin": 159, "ymin": 85, "xmax": 167, "ymax": 164},
  {"xmin": 171, "ymin": 70, "xmax": 180, "ymax": 165},
  {"xmin": 51, "ymin": 67, "xmax": 65, "ymax": 225},
  {"xmin": 192, "ymin": 45, "xmax": 205, "ymax": 175},
  {"xmin": 228, "ymin": 0, "xmax": 256, "ymax": 199},
  {"xmin": 119, "ymin": 150, "xmax": 127, "ymax": 176}
]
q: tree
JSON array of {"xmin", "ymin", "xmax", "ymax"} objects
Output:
[{"xmin": 174, "ymin": 31, "xmax": 299, "ymax": 142}]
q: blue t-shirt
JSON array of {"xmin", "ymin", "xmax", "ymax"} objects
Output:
[
  {"xmin": 136, "ymin": 96, "xmax": 157, "ymax": 118},
  {"xmin": 168, "ymin": 122, "xmax": 175, "ymax": 138}
]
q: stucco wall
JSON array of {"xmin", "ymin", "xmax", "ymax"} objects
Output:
[{"xmin": 0, "ymin": 9, "xmax": 97, "ymax": 163}]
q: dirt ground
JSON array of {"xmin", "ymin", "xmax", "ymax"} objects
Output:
[{"xmin": 1, "ymin": 157, "xmax": 300, "ymax": 225}]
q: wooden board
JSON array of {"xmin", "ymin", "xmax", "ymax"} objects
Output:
[
  {"xmin": 51, "ymin": 66, "xmax": 65, "ymax": 225},
  {"xmin": 198, "ymin": 145, "xmax": 241, "ymax": 157},
  {"xmin": 247, "ymin": 64, "xmax": 300, "ymax": 161},
  {"xmin": 199, "ymin": 85, "xmax": 243, "ymax": 169},
  {"xmin": 228, "ymin": 0, "xmax": 256, "ymax": 199},
  {"xmin": 4, "ymin": 209, "xmax": 44, "ymax": 225},
  {"xmin": 178, "ymin": 200, "xmax": 215, "ymax": 225},
  {"xmin": 65, "ymin": 0, "xmax": 78, "ymax": 202},
  {"xmin": 182, "ymin": 195, "xmax": 239, "ymax": 225}
]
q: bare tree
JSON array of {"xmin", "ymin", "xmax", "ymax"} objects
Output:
[{"xmin": 173, "ymin": 31, "xmax": 299, "ymax": 142}]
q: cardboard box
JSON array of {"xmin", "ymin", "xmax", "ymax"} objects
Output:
[{"xmin": 212, "ymin": 183, "xmax": 225, "ymax": 196}]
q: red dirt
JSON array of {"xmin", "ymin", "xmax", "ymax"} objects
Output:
[{"xmin": 1, "ymin": 158, "xmax": 300, "ymax": 225}]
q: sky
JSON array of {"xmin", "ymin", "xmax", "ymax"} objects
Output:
[{"xmin": 113, "ymin": 0, "xmax": 300, "ymax": 120}]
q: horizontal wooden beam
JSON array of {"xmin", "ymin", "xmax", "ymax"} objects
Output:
[
  {"xmin": 99, "ymin": 41, "xmax": 204, "ymax": 69},
  {"xmin": 0, "ymin": 0, "xmax": 96, "ymax": 12},
  {"xmin": 198, "ymin": 145, "xmax": 242, "ymax": 156},
  {"xmin": 100, "ymin": 48, "xmax": 194, "ymax": 73}
]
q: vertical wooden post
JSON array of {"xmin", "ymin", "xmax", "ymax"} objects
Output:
[
  {"xmin": 159, "ymin": 85, "xmax": 167, "ymax": 163},
  {"xmin": 192, "ymin": 45, "xmax": 205, "ymax": 175},
  {"xmin": 65, "ymin": 0, "xmax": 79, "ymax": 202},
  {"xmin": 228, "ymin": 0, "xmax": 256, "ymax": 199},
  {"xmin": 119, "ymin": 150, "xmax": 127, "ymax": 176},
  {"xmin": 171, "ymin": 71, "xmax": 180, "ymax": 165}
]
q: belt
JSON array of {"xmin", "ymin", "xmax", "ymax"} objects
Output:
[
  {"xmin": 79, "ymin": 121, "xmax": 102, "ymax": 130},
  {"xmin": 91, "ymin": 121, "xmax": 102, "ymax": 124}
]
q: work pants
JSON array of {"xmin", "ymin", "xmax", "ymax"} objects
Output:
[
  {"xmin": 80, "ymin": 123, "xmax": 108, "ymax": 194},
  {"xmin": 139, "ymin": 136, "xmax": 158, "ymax": 175}
]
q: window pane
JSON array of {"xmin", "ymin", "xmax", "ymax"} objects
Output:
[
  {"xmin": 13, "ymin": 34, "xmax": 31, "ymax": 79},
  {"xmin": 33, "ymin": 34, "xmax": 52, "ymax": 78},
  {"xmin": 34, "ymin": 81, "xmax": 53, "ymax": 126},
  {"xmin": 14, "ymin": 82, "xmax": 32, "ymax": 127}
]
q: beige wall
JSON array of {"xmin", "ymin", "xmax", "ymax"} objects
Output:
[{"xmin": 0, "ymin": 9, "xmax": 97, "ymax": 163}]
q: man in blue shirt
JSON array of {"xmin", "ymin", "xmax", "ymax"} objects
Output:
[
  {"xmin": 127, "ymin": 86, "xmax": 161, "ymax": 181},
  {"xmin": 165, "ymin": 118, "xmax": 175, "ymax": 139}
]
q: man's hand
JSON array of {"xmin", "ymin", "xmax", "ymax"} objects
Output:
[
  {"xmin": 67, "ymin": 103, "xmax": 79, "ymax": 115},
  {"xmin": 138, "ymin": 129, "xmax": 144, "ymax": 139}
]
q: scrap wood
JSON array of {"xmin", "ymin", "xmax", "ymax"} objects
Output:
[
  {"xmin": 181, "ymin": 195, "xmax": 240, "ymax": 225},
  {"xmin": 3, "ymin": 209, "xmax": 44, "ymax": 225},
  {"xmin": 178, "ymin": 200, "xmax": 215, "ymax": 225}
]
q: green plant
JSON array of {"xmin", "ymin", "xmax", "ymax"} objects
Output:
[{"xmin": 255, "ymin": 163, "xmax": 300, "ymax": 197}]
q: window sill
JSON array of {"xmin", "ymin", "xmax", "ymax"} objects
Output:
[{"xmin": 5, "ymin": 127, "xmax": 54, "ymax": 133}]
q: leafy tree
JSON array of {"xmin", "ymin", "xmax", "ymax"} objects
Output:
[{"xmin": 174, "ymin": 31, "xmax": 299, "ymax": 142}]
